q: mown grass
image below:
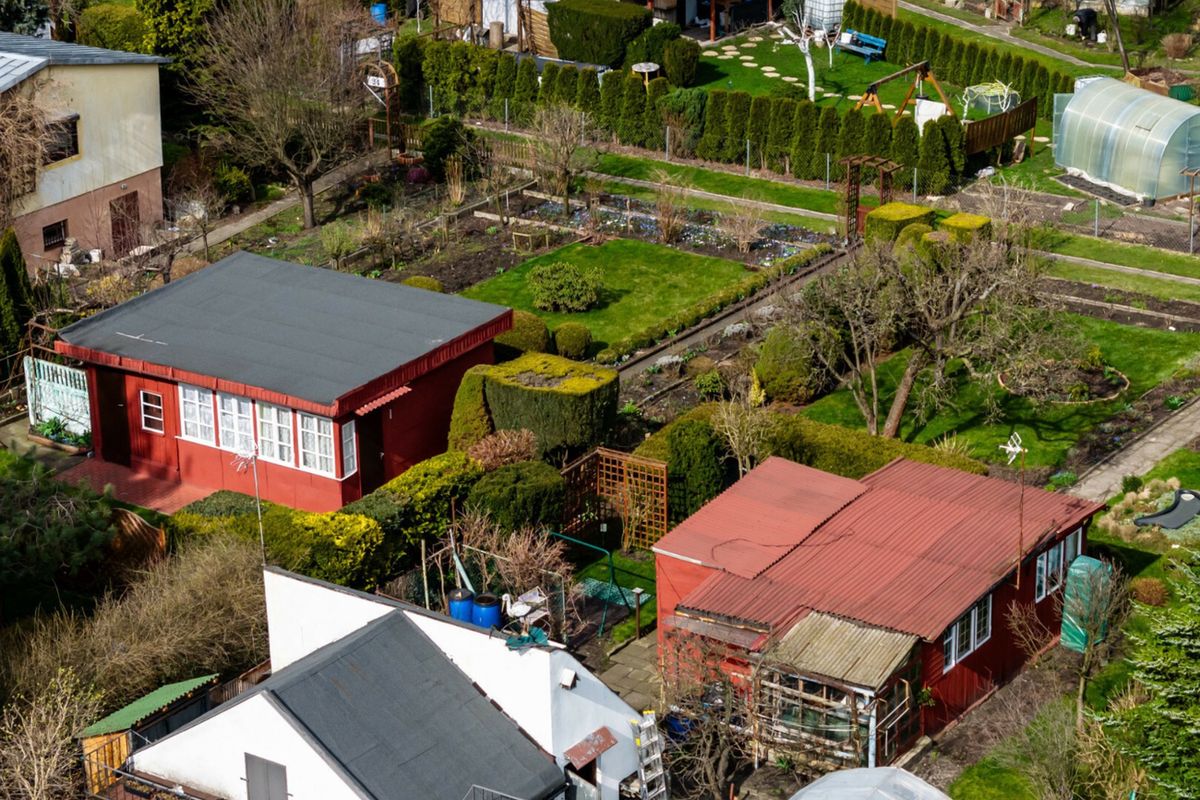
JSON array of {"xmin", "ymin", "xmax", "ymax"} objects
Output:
[
  {"xmin": 1036, "ymin": 230, "xmax": 1200, "ymax": 281},
  {"xmin": 802, "ymin": 314, "xmax": 1200, "ymax": 468},
  {"xmin": 590, "ymin": 178, "xmax": 835, "ymax": 231},
  {"xmin": 576, "ymin": 550, "xmax": 657, "ymax": 644},
  {"xmin": 461, "ymin": 239, "xmax": 750, "ymax": 348},
  {"xmin": 949, "ymin": 757, "xmax": 1036, "ymax": 800},
  {"xmin": 1044, "ymin": 261, "xmax": 1200, "ymax": 305}
]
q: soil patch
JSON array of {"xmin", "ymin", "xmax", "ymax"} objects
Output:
[{"xmin": 1044, "ymin": 277, "xmax": 1200, "ymax": 329}]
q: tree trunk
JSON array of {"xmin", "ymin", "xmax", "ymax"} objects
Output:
[
  {"xmin": 881, "ymin": 354, "xmax": 925, "ymax": 438},
  {"xmin": 202, "ymin": 229, "xmax": 210, "ymax": 263},
  {"xmin": 1103, "ymin": 0, "xmax": 1131, "ymax": 74},
  {"xmin": 297, "ymin": 177, "xmax": 317, "ymax": 229}
]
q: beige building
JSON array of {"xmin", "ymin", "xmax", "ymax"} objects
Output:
[{"xmin": 0, "ymin": 33, "xmax": 166, "ymax": 270}]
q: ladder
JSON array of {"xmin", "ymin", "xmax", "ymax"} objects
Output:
[{"xmin": 631, "ymin": 712, "xmax": 669, "ymax": 800}]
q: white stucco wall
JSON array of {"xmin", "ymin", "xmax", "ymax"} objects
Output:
[
  {"xmin": 130, "ymin": 693, "xmax": 363, "ymax": 800},
  {"xmin": 16, "ymin": 62, "xmax": 162, "ymax": 215},
  {"xmin": 261, "ymin": 570, "xmax": 642, "ymax": 800}
]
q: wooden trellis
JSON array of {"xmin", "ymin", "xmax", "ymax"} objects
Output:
[{"xmin": 561, "ymin": 447, "xmax": 668, "ymax": 551}]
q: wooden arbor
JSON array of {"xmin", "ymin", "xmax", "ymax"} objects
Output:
[
  {"xmin": 853, "ymin": 60, "xmax": 955, "ymax": 121},
  {"xmin": 840, "ymin": 155, "xmax": 901, "ymax": 241},
  {"xmin": 360, "ymin": 58, "xmax": 401, "ymax": 155}
]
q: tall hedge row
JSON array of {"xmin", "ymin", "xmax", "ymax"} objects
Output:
[{"xmin": 546, "ymin": 0, "xmax": 651, "ymax": 68}]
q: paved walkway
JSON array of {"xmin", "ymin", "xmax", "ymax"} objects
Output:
[
  {"xmin": 898, "ymin": 0, "xmax": 1091, "ymax": 66},
  {"xmin": 599, "ymin": 634, "xmax": 661, "ymax": 714},
  {"xmin": 1072, "ymin": 399, "xmax": 1200, "ymax": 501},
  {"xmin": 1038, "ymin": 250, "xmax": 1200, "ymax": 287},
  {"xmin": 0, "ymin": 416, "xmax": 84, "ymax": 473},
  {"xmin": 56, "ymin": 459, "xmax": 209, "ymax": 514}
]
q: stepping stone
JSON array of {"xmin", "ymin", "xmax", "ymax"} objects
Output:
[
  {"xmin": 822, "ymin": 91, "xmax": 841, "ymax": 97},
  {"xmin": 703, "ymin": 49, "xmax": 720, "ymax": 56},
  {"xmin": 882, "ymin": 103, "xmax": 896, "ymax": 109},
  {"xmin": 739, "ymin": 54, "xmax": 754, "ymax": 60},
  {"xmin": 1034, "ymin": 136, "xmax": 1050, "ymax": 143},
  {"xmin": 782, "ymin": 75, "xmax": 799, "ymax": 82},
  {"xmin": 848, "ymin": 94, "xmax": 862, "ymax": 100},
  {"xmin": 749, "ymin": 35, "xmax": 764, "ymax": 41},
  {"xmin": 765, "ymin": 72, "xmax": 780, "ymax": 78},
  {"xmin": 718, "ymin": 54, "xmax": 733, "ymax": 59},
  {"xmin": 814, "ymin": 86, "xmax": 824, "ymax": 92},
  {"xmin": 1014, "ymin": 134, "xmax": 1026, "ymax": 140},
  {"xmin": 722, "ymin": 45, "xmax": 738, "ymax": 50},
  {"xmin": 742, "ymin": 62, "xmax": 759, "ymax": 67},
  {"xmin": 741, "ymin": 42, "xmax": 757, "ymax": 48},
  {"xmin": 761, "ymin": 65, "xmax": 777, "ymax": 71}
]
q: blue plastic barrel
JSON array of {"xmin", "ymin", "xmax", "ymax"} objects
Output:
[
  {"xmin": 448, "ymin": 588, "xmax": 474, "ymax": 623},
  {"xmin": 370, "ymin": 3, "xmax": 387, "ymax": 24},
  {"xmin": 472, "ymin": 593, "xmax": 502, "ymax": 629}
]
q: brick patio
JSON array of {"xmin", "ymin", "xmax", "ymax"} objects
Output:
[{"xmin": 56, "ymin": 459, "xmax": 209, "ymax": 514}]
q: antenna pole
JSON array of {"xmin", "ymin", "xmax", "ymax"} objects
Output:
[{"xmin": 1016, "ymin": 446, "xmax": 1025, "ymax": 590}]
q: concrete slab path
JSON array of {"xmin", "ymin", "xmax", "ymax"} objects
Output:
[
  {"xmin": 898, "ymin": 0, "xmax": 1091, "ymax": 66},
  {"xmin": 1072, "ymin": 400, "xmax": 1200, "ymax": 501},
  {"xmin": 599, "ymin": 634, "xmax": 662, "ymax": 714}
]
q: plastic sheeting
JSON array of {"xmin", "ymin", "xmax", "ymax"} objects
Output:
[
  {"xmin": 1054, "ymin": 76, "xmax": 1200, "ymax": 200},
  {"xmin": 790, "ymin": 768, "xmax": 951, "ymax": 800},
  {"xmin": 806, "ymin": 0, "xmax": 844, "ymax": 31}
]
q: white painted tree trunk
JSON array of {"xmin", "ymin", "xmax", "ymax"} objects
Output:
[{"xmin": 801, "ymin": 41, "xmax": 816, "ymax": 102}]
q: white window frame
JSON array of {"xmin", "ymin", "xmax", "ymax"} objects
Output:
[
  {"xmin": 942, "ymin": 593, "xmax": 992, "ymax": 672},
  {"xmin": 217, "ymin": 392, "xmax": 255, "ymax": 454},
  {"xmin": 340, "ymin": 419, "xmax": 357, "ymax": 478},
  {"xmin": 1036, "ymin": 537, "xmax": 1071, "ymax": 603},
  {"xmin": 178, "ymin": 384, "xmax": 215, "ymax": 445},
  {"xmin": 298, "ymin": 412, "xmax": 336, "ymax": 477},
  {"xmin": 139, "ymin": 390, "xmax": 164, "ymax": 434},
  {"xmin": 257, "ymin": 402, "xmax": 294, "ymax": 466}
]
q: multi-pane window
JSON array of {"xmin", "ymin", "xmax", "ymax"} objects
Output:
[
  {"xmin": 179, "ymin": 384, "xmax": 215, "ymax": 444},
  {"xmin": 1036, "ymin": 530, "xmax": 1083, "ymax": 601},
  {"xmin": 942, "ymin": 594, "xmax": 992, "ymax": 671},
  {"xmin": 140, "ymin": 391, "xmax": 164, "ymax": 433},
  {"xmin": 298, "ymin": 413, "xmax": 335, "ymax": 475},
  {"xmin": 341, "ymin": 419, "xmax": 357, "ymax": 477},
  {"xmin": 257, "ymin": 403, "xmax": 293, "ymax": 465},
  {"xmin": 218, "ymin": 393, "xmax": 255, "ymax": 454}
]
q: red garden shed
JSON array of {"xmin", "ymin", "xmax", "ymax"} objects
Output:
[
  {"xmin": 55, "ymin": 252, "xmax": 511, "ymax": 512},
  {"xmin": 654, "ymin": 457, "xmax": 1103, "ymax": 772}
]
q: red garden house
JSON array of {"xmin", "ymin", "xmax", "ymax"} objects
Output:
[
  {"xmin": 55, "ymin": 252, "xmax": 511, "ymax": 511},
  {"xmin": 654, "ymin": 457, "xmax": 1103, "ymax": 772}
]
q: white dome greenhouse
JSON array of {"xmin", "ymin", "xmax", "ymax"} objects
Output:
[
  {"xmin": 1054, "ymin": 76, "xmax": 1200, "ymax": 201},
  {"xmin": 789, "ymin": 767, "xmax": 951, "ymax": 800}
]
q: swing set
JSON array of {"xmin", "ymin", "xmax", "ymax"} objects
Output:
[{"xmin": 853, "ymin": 59, "xmax": 956, "ymax": 120}]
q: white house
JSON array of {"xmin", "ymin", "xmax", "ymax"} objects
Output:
[{"xmin": 126, "ymin": 568, "xmax": 645, "ymax": 800}]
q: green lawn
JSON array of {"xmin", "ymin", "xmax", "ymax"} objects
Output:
[
  {"xmin": 949, "ymin": 758, "xmax": 1035, "ymax": 800},
  {"xmin": 591, "ymin": 178, "xmax": 834, "ymax": 230},
  {"xmin": 577, "ymin": 550, "xmax": 657, "ymax": 644},
  {"xmin": 1044, "ymin": 261, "xmax": 1200, "ymax": 306},
  {"xmin": 592, "ymin": 152, "xmax": 841, "ymax": 216},
  {"xmin": 461, "ymin": 239, "xmax": 751, "ymax": 348},
  {"xmin": 803, "ymin": 314, "xmax": 1200, "ymax": 468},
  {"xmin": 1037, "ymin": 230, "xmax": 1200, "ymax": 281},
  {"xmin": 991, "ymin": 141, "xmax": 1082, "ymax": 198}
]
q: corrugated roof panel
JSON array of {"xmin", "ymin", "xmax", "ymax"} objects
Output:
[
  {"xmin": 771, "ymin": 613, "xmax": 917, "ymax": 690},
  {"xmin": 671, "ymin": 459, "xmax": 1104, "ymax": 641},
  {"xmin": 80, "ymin": 674, "xmax": 218, "ymax": 737},
  {"xmin": 0, "ymin": 50, "xmax": 46, "ymax": 92},
  {"xmin": 0, "ymin": 32, "xmax": 167, "ymax": 65},
  {"xmin": 653, "ymin": 457, "xmax": 867, "ymax": 578}
]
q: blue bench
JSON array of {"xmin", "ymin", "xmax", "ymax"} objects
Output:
[{"xmin": 836, "ymin": 29, "xmax": 887, "ymax": 63}]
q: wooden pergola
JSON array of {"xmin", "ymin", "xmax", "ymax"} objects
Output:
[{"xmin": 841, "ymin": 155, "xmax": 902, "ymax": 241}]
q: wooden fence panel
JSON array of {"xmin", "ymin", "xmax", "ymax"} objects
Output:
[
  {"xmin": 963, "ymin": 98, "xmax": 1038, "ymax": 155},
  {"xmin": 560, "ymin": 448, "xmax": 668, "ymax": 550}
]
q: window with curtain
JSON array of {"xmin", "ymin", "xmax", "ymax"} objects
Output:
[
  {"xmin": 341, "ymin": 419, "xmax": 357, "ymax": 477},
  {"xmin": 298, "ymin": 413, "xmax": 335, "ymax": 475},
  {"xmin": 218, "ymin": 393, "xmax": 255, "ymax": 453},
  {"xmin": 179, "ymin": 384, "xmax": 215, "ymax": 444},
  {"xmin": 257, "ymin": 403, "xmax": 293, "ymax": 465}
]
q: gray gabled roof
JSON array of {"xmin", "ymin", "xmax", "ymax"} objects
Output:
[
  {"xmin": 0, "ymin": 32, "xmax": 167, "ymax": 67},
  {"xmin": 0, "ymin": 50, "xmax": 47, "ymax": 93},
  {"xmin": 58, "ymin": 251, "xmax": 510, "ymax": 405},
  {"xmin": 252, "ymin": 612, "xmax": 565, "ymax": 800}
]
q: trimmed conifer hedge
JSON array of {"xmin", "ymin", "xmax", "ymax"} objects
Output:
[
  {"xmin": 864, "ymin": 202, "xmax": 937, "ymax": 242},
  {"xmin": 466, "ymin": 459, "xmax": 566, "ymax": 530},
  {"xmin": 546, "ymin": 0, "xmax": 651, "ymax": 68}
]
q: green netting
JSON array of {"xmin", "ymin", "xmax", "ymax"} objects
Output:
[
  {"xmin": 579, "ymin": 577, "xmax": 652, "ymax": 608},
  {"xmin": 1061, "ymin": 556, "xmax": 1110, "ymax": 654},
  {"xmin": 1054, "ymin": 76, "xmax": 1200, "ymax": 200}
]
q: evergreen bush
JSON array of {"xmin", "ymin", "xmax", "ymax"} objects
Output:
[
  {"xmin": 895, "ymin": 221, "xmax": 934, "ymax": 255},
  {"xmin": 666, "ymin": 418, "xmax": 728, "ymax": 519},
  {"xmin": 393, "ymin": 35, "xmax": 427, "ymax": 113},
  {"xmin": 466, "ymin": 460, "xmax": 565, "ymax": 530},
  {"xmin": 576, "ymin": 67, "xmax": 602, "ymax": 110},
  {"xmin": 836, "ymin": 107, "xmax": 867, "ymax": 163},
  {"xmin": 940, "ymin": 212, "xmax": 993, "ymax": 242},
  {"xmin": 466, "ymin": 47, "xmax": 498, "ymax": 116},
  {"xmin": 448, "ymin": 365, "xmax": 494, "ymax": 450},
  {"xmin": 754, "ymin": 326, "xmax": 825, "ymax": 403},
  {"xmin": 78, "ymin": 3, "xmax": 146, "ymax": 51},
  {"xmin": 528, "ymin": 261, "xmax": 601, "ymax": 312},
  {"xmin": 421, "ymin": 115, "xmax": 471, "ymax": 180},
  {"xmin": 555, "ymin": 64, "xmax": 579, "ymax": 107},
  {"xmin": 766, "ymin": 97, "xmax": 796, "ymax": 173},
  {"xmin": 722, "ymin": 91, "xmax": 752, "ymax": 163},
  {"xmin": 490, "ymin": 52, "xmax": 518, "ymax": 119},
  {"xmin": 495, "ymin": 309, "xmax": 551, "ymax": 358},
  {"xmin": 747, "ymin": 95, "xmax": 773, "ymax": 167},
  {"xmin": 512, "ymin": 57, "xmax": 539, "ymax": 125},
  {"xmin": 553, "ymin": 321, "xmax": 593, "ymax": 360},
  {"xmin": 180, "ymin": 491, "xmax": 263, "ymax": 518},
  {"xmin": 643, "ymin": 77, "xmax": 671, "ymax": 149},
  {"xmin": 625, "ymin": 22, "xmax": 680, "ymax": 67},
  {"xmin": 695, "ymin": 90, "xmax": 728, "ymax": 161},
  {"xmin": 863, "ymin": 111, "xmax": 893, "ymax": 161},
  {"xmin": 483, "ymin": 354, "xmax": 619, "ymax": 456},
  {"xmin": 864, "ymin": 202, "xmax": 936, "ymax": 242},
  {"xmin": 917, "ymin": 119, "xmax": 951, "ymax": 194},
  {"xmin": 789, "ymin": 100, "xmax": 817, "ymax": 179},
  {"xmin": 599, "ymin": 70, "xmax": 624, "ymax": 133},
  {"xmin": 659, "ymin": 88, "xmax": 707, "ymax": 155},
  {"xmin": 937, "ymin": 115, "xmax": 965, "ymax": 177},
  {"xmin": 663, "ymin": 37, "xmax": 700, "ymax": 86},
  {"xmin": 812, "ymin": 105, "xmax": 841, "ymax": 181},
  {"xmin": 539, "ymin": 61, "xmax": 561, "ymax": 106},
  {"xmin": 546, "ymin": 0, "xmax": 651, "ymax": 68},
  {"xmin": 618, "ymin": 72, "xmax": 647, "ymax": 146},
  {"xmin": 0, "ymin": 228, "xmax": 33, "ymax": 362},
  {"xmin": 383, "ymin": 451, "xmax": 484, "ymax": 543}
]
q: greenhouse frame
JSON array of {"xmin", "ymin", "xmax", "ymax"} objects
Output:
[{"xmin": 1054, "ymin": 76, "xmax": 1200, "ymax": 201}]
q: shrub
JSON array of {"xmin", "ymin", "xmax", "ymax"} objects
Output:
[
  {"xmin": 496, "ymin": 309, "xmax": 551, "ymax": 358},
  {"xmin": 723, "ymin": 91, "xmax": 752, "ymax": 163},
  {"xmin": 811, "ymin": 105, "xmax": 841, "ymax": 180},
  {"xmin": 917, "ymin": 120, "xmax": 951, "ymax": 195},
  {"xmin": 695, "ymin": 90, "xmax": 728, "ymax": 161},
  {"xmin": 341, "ymin": 490, "xmax": 408, "ymax": 540},
  {"xmin": 555, "ymin": 64, "xmax": 579, "ymax": 107},
  {"xmin": 422, "ymin": 115, "xmax": 471, "ymax": 181},
  {"xmin": 789, "ymin": 100, "xmax": 818, "ymax": 179},
  {"xmin": 489, "ymin": 52, "xmax": 518, "ymax": 119},
  {"xmin": 754, "ymin": 326, "xmax": 824, "ymax": 403},
  {"xmin": 402, "ymin": 275, "xmax": 444, "ymax": 292},
  {"xmin": 659, "ymin": 88, "xmax": 707, "ymax": 156},
  {"xmin": 467, "ymin": 429, "xmax": 538, "ymax": 471},
  {"xmin": 863, "ymin": 112, "xmax": 893, "ymax": 160},
  {"xmin": 466, "ymin": 460, "xmax": 565, "ymax": 530},
  {"xmin": 747, "ymin": 95, "xmax": 772, "ymax": 167},
  {"xmin": 626, "ymin": 22, "xmax": 680, "ymax": 67},
  {"xmin": 554, "ymin": 321, "xmax": 593, "ymax": 360},
  {"xmin": 448, "ymin": 365, "xmax": 494, "ymax": 450},
  {"xmin": 180, "ymin": 490, "xmax": 262, "ymax": 518},
  {"xmin": 1121, "ymin": 474, "xmax": 1144, "ymax": 494},
  {"xmin": 77, "ymin": 3, "xmax": 147, "ymax": 52},
  {"xmin": 382, "ymin": 451, "xmax": 484, "ymax": 542},
  {"xmin": 940, "ymin": 212, "xmax": 992, "ymax": 243},
  {"xmin": 864, "ymin": 202, "xmax": 936, "ymax": 243},
  {"xmin": 766, "ymin": 97, "xmax": 796, "ymax": 173},
  {"xmin": 693, "ymin": 369, "xmax": 725, "ymax": 400},
  {"xmin": 618, "ymin": 72, "xmax": 647, "ymax": 146},
  {"xmin": 1130, "ymin": 577, "xmax": 1168, "ymax": 606},
  {"xmin": 466, "ymin": 47, "xmax": 499, "ymax": 116},
  {"xmin": 667, "ymin": 418, "xmax": 728, "ymax": 519},
  {"xmin": 576, "ymin": 67, "xmax": 602, "ymax": 110},
  {"xmin": 663, "ymin": 37, "xmax": 700, "ymax": 86},
  {"xmin": 891, "ymin": 114, "xmax": 920, "ymax": 172},
  {"xmin": 528, "ymin": 261, "xmax": 602, "ymax": 312},
  {"xmin": 538, "ymin": 61, "xmax": 561, "ymax": 106},
  {"xmin": 599, "ymin": 70, "xmax": 624, "ymax": 133},
  {"xmin": 483, "ymin": 353, "xmax": 619, "ymax": 456},
  {"xmin": 643, "ymin": 77, "xmax": 671, "ymax": 150},
  {"xmin": 546, "ymin": 0, "xmax": 651, "ymax": 68},
  {"xmin": 836, "ymin": 107, "xmax": 866, "ymax": 162},
  {"xmin": 895, "ymin": 222, "xmax": 933, "ymax": 257},
  {"xmin": 512, "ymin": 56, "xmax": 539, "ymax": 124},
  {"xmin": 393, "ymin": 35, "xmax": 428, "ymax": 113},
  {"xmin": 214, "ymin": 164, "xmax": 253, "ymax": 204}
]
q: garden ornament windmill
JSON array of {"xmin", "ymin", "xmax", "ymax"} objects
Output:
[
  {"xmin": 232, "ymin": 445, "xmax": 267, "ymax": 566},
  {"xmin": 1000, "ymin": 432, "xmax": 1028, "ymax": 589}
]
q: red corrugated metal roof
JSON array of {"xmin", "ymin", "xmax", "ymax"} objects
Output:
[
  {"xmin": 671, "ymin": 458, "xmax": 1104, "ymax": 642},
  {"xmin": 652, "ymin": 457, "xmax": 868, "ymax": 578}
]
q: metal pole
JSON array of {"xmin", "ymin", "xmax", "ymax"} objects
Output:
[
  {"xmin": 632, "ymin": 587, "xmax": 645, "ymax": 639},
  {"xmin": 504, "ymin": 98, "xmax": 509, "ymax": 131},
  {"xmin": 1191, "ymin": 174, "xmax": 1196, "ymax": 255},
  {"xmin": 745, "ymin": 139, "xmax": 751, "ymax": 176},
  {"xmin": 665, "ymin": 126, "xmax": 670, "ymax": 162},
  {"xmin": 429, "ymin": 86, "xmax": 434, "ymax": 117},
  {"xmin": 825, "ymin": 153, "xmax": 831, "ymax": 192},
  {"xmin": 912, "ymin": 167, "xmax": 918, "ymax": 202}
]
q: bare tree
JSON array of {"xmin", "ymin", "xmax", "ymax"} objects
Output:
[
  {"xmin": 661, "ymin": 629, "xmax": 753, "ymax": 800},
  {"xmin": 0, "ymin": 90, "xmax": 46, "ymax": 231},
  {"xmin": 169, "ymin": 176, "xmax": 225, "ymax": 263},
  {"xmin": 1076, "ymin": 704, "xmax": 1146, "ymax": 800},
  {"xmin": 1100, "ymin": 0, "xmax": 1131, "ymax": 73},
  {"xmin": 712, "ymin": 392, "xmax": 771, "ymax": 477},
  {"xmin": 717, "ymin": 200, "xmax": 766, "ymax": 255},
  {"xmin": 993, "ymin": 698, "xmax": 1080, "ymax": 800},
  {"xmin": 0, "ymin": 668, "xmax": 103, "ymax": 800},
  {"xmin": 191, "ymin": 0, "xmax": 368, "ymax": 229},
  {"xmin": 1057, "ymin": 561, "xmax": 1129, "ymax": 727},
  {"xmin": 531, "ymin": 104, "xmax": 595, "ymax": 216},
  {"xmin": 131, "ymin": 218, "xmax": 192, "ymax": 285},
  {"xmin": 1005, "ymin": 598, "xmax": 1054, "ymax": 660},
  {"xmin": 653, "ymin": 169, "xmax": 690, "ymax": 245},
  {"xmin": 614, "ymin": 479, "xmax": 655, "ymax": 551}
]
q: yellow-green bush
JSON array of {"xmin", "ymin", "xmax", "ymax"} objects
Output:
[
  {"xmin": 864, "ymin": 202, "xmax": 936, "ymax": 243},
  {"xmin": 448, "ymin": 365, "xmax": 493, "ymax": 450},
  {"xmin": 495, "ymin": 309, "xmax": 551, "ymax": 360},
  {"xmin": 553, "ymin": 322, "xmax": 593, "ymax": 360},
  {"xmin": 484, "ymin": 353, "xmax": 619, "ymax": 456},
  {"xmin": 895, "ymin": 222, "xmax": 933, "ymax": 254},
  {"xmin": 402, "ymin": 275, "xmax": 444, "ymax": 292},
  {"xmin": 939, "ymin": 212, "xmax": 993, "ymax": 243},
  {"xmin": 382, "ymin": 450, "xmax": 484, "ymax": 542}
]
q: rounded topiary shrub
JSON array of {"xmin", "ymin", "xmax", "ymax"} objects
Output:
[
  {"xmin": 78, "ymin": 2, "xmax": 146, "ymax": 52},
  {"xmin": 754, "ymin": 326, "xmax": 824, "ymax": 403},
  {"xmin": 448, "ymin": 365, "xmax": 494, "ymax": 450},
  {"xmin": 466, "ymin": 459, "xmax": 566, "ymax": 530},
  {"xmin": 528, "ymin": 261, "xmax": 602, "ymax": 312},
  {"xmin": 402, "ymin": 275, "xmax": 444, "ymax": 292},
  {"xmin": 895, "ymin": 222, "xmax": 933, "ymax": 255},
  {"xmin": 554, "ymin": 322, "xmax": 593, "ymax": 360},
  {"xmin": 495, "ymin": 309, "xmax": 551, "ymax": 359}
]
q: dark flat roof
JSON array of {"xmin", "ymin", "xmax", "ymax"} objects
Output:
[
  {"xmin": 58, "ymin": 252, "xmax": 510, "ymax": 405},
  {"xmin": 0, "ymin": 32, "xmax": 167, "ymax": 65},
  {"xmin": 263, "ymin": 612, "xmax": 565, "ymax": 800}
]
